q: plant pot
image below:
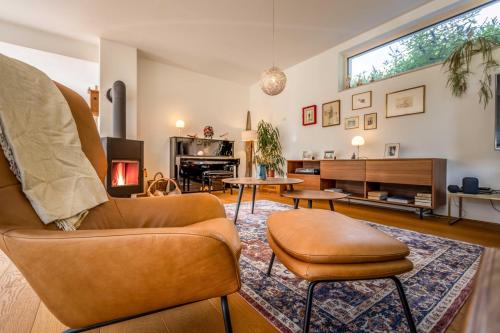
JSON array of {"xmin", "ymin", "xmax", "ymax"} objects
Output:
[
  {"xmin": 255, "ymin": 164, "xmax": 267, "ymax": 180},
  {"xmin": 267, "ymin": 169, "xmax": 275, "ymax": 178}
]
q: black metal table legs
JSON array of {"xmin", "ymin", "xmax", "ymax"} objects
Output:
[
  {"xmin": 233, "ymin": 184, "xmax": 245, "ymax": 223},
  {"xmin": 251, "ymin": 185, "xmax": 257, "ymax": 214},
  {"xmin": 292, "ymin": 199, "xmax": 335, "ymax": 210},
  {"xmin": 294, "ymin": 199, "xmax": 300, "ymax": 209},
  {"xmin": 233, "ymin": 184, "xmax": 258, "ymax": 223}
]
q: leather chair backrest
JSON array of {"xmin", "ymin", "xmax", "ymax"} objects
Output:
[{"xmin": 0, "ymin": 82, "xmax": 107, "ymax": 229}]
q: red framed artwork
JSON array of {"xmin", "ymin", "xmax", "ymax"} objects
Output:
[{"xmin": 302, "ymin": 105, "xmax": 317, "ymax": 126}]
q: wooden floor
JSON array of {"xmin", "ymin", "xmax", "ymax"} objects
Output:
[{"xmin": 1, "ymin": 191, "xmax": 499, "ymax": 333}]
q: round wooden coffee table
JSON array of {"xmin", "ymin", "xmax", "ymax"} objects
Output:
[
  {"xmin": 222, "ymin": 177, "xmax": 304, "ymax": 222},
  {"xmin": 282, "ymin": 190, "xmax": 349, "ymax": 211}
]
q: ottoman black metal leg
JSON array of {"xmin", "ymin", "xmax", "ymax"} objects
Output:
[
  {"xmin": 251, "ymin": 185, "xmax": 257, "ymax": 213},
  {"xmin": 234, "ymin": 184, "xmax": 244, "ymax": 223},
  {"xmin": 266, "ymin": 252, "xmax": 275, "ymax": 276},
  {"xmin": 390, "ymin": 276, "xmax": 417, "ymax": 333},
  {"xmin": 294, "ymin": 198, "xmax": 300, "ymax": 209},
  {"xmin": 329, "ymin": 200, "xmax": 334, "ymax": 211},
  {"xmin": 307, "ymin": 200, "xmax": 313, "ymax": 209},
  {"xmin": 303, "ymin": 281, "xmax": 319, "ymax": 333}
]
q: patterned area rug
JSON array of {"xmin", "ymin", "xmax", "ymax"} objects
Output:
[{"xmin": 224, "ymin": 200, "xmax": 483, "ymax": 333}]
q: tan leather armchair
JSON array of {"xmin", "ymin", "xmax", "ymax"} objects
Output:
[{"xmin": 0, "ymin": 83, "xmax": 241, "ymax": 333}]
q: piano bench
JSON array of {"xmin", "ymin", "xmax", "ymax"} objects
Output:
[{"xmin": 202, "ymin": 171, "xmax": 235, "ymax": 194}]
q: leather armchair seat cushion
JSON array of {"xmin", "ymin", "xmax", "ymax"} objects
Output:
[{"xmin": 268, "ymin": 209, "xmax": 410, "ymax": 264}]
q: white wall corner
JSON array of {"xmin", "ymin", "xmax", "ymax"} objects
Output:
[{"xmin": 0, "ymin": 19, "xmax": 98, "ymax": 62}]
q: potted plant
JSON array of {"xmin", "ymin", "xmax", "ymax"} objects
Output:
[
  {"xmin": 255, "ymin": 120, "xmax": 286, "ymax": 179},
  {"xmin": 443, "ymin": 33, "xmax": 499, "ymax": 108}
]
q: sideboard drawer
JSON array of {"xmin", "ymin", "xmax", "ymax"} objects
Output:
[
  {"xmin": 366, "ymin": 160, "xmax": 432, "ymax": 185},
  {"xmin": 320, "ymin": 160, "xmax": 366, "ymax": 181},
  {"xmin": 287, "ymin": 174, "xmax": 321, "ymax": 190}
]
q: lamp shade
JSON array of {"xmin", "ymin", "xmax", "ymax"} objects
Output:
[
  {"xmin": 175, "ymin": 120, "xmax": 185, "ymax": 128},
  {"xmin": 351, "ymin": 136, "xmax": 365, "ymax": 146},
  {"xmin": 260, "ymin": 67, "xmax": 287, "ymax": 96},
  {"xmin": 241, "ymin": 130, "xmax": 257, "ymax": 142}
]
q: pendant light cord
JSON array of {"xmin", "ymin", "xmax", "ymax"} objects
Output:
[{"xmin": 272, "ymin": 0, "xmax": 276, "ymax": 67}]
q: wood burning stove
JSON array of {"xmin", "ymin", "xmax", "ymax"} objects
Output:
[
  {"xmin": 102, "ymin": 137, "xmax": 144, "ymax": 197},
  {"xmin": 101, "ymin": 81, "xmax": 144, "ymax": 197}
]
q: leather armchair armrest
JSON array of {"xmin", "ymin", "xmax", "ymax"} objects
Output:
[
  {"xmin": 114, "ymin": 193, "xmax": 227, "ymax": 228},
  {"xmin": 2, "ymin": 227, "xmax": 240, "ymax": 328}
]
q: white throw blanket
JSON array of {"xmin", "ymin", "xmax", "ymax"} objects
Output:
[{"xmin": 0, "ymin": 54, "xmax": 108, "ymax": 231}]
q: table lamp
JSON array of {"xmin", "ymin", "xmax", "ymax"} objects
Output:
[
  {"xmin": 175, "ymin": 120, "xmax": 185, "ymax": 136},
  {"xmin": 351, "ymin": 136, "xmax": 365, "ymax": 159}
]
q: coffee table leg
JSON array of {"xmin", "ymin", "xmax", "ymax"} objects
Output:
[
  {"xmin": 329, "ymin": 200, "xmax": 334, "ymax": 211},
  {"xmin": 308, "ymin": 200, "xmax": 313, "ymax": 209},
  {"xmin": 251, "ymin": 185, "xmax": 257, "ymax": 214},
  {"xmin": 234, "ymin": 184, "xmax": 244, "ymax": 223},
  {"xmin": 294, "ymin": 198, "xmax": 300, "ymax": 209}
]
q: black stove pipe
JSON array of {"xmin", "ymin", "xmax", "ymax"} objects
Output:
[{"xmin": 106, "ymin": 80, "xmax": 126, "ymax": 139}]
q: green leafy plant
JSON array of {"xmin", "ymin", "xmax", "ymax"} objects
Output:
[
  {"xmin": 443, "ymin": 35, "xmax": 499, "ymax": 108},
  {"xmin": 350, "ymin": 8, "xmax": 500, "ymax": 92},
  {"xmin": 255, "ymin": 120, "xmax": 286, "ymax": 176}
]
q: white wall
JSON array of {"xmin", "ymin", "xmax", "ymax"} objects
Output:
[
  {"xmin": 137, "ymin": 58, "xmax": 249, "ymax": 177},
  {"xmin": 0, "ymin": 19, "xmax": 98, "ymax": 62},
  {"xmin": 99, "ymin": 39, "xmax": 138, "ymax": 139},
  {"xmin": 0, "ymin": 41, "xmax": 98, "ymax": 101},
  {"xmin": 249, "ymin": 3, "xmax": 500, "ymax": 223}
]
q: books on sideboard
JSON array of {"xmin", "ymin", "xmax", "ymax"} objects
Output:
[{"xmin": 286, "ymin": 158, "xmax": 447, "ymax": 214}]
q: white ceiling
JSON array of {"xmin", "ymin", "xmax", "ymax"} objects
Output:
[{"xmin": 0, "ymin": 0, "xmax": 434, "ymax": 84}]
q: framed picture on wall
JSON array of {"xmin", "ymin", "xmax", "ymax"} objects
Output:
[
  {"xmin": 302, "ymin": 105, "xmax": 317, "ymax": 126},
  {"xmin": 322, "ymin": 100, "xmax": 341, "ymax": 127},
  {"xmin": 384, "ymin": 143, "xmax": 400, "ymax": 158},
  {"xmin": 364, "ymin": 113, "xmax": 377, "ymax": 130},
  {"xmin": 352, "ymin": 91, "xmax": 372, "ymax": 110},
  {"xmin": 345, "ymin": 116, "xmax": 359, "ymax": 129},
  {"xmin": 386, "ymin": 85, "xmax": 425, "ymax": 118}
]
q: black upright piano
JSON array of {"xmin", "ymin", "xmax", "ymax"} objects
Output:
[{"xmin": 170, "ymin": 137, "xmax": 240, "ymax": 193}]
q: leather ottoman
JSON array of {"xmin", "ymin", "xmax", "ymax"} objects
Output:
[{"xmin": 266, "ymin": 209, "xmax": 416, "ymax": 333}]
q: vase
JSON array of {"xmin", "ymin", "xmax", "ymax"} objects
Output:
[
  {"xmin": 267, "ymin": 169, "xmax": 275, "ymax": 178},
  {"xmin": 256, "ymin": 164, "xmax": 267, "ymax": 180}
]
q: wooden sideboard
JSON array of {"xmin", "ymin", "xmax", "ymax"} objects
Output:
[{"xmin": 287, "ymin": 158, "xmax": 447, "ymax": 216}]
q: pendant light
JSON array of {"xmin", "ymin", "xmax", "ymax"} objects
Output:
[{"xmin": 260, "ymin": 0, "xmax": 286, "ymax": 96}]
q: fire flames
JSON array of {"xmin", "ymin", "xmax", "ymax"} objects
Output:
[{"xmin": 112, "ymin": 160, "xmax": 139, "ymax": 187}]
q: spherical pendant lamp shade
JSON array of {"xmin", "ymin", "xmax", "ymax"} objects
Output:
[{"xmin": 260, "ymin": 66, "xmax": 287, "ymax": 96}]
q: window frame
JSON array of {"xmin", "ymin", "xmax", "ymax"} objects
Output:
[{"xmin": 343, "ymin": 0, "xmax": 498, "ymax": 89}]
